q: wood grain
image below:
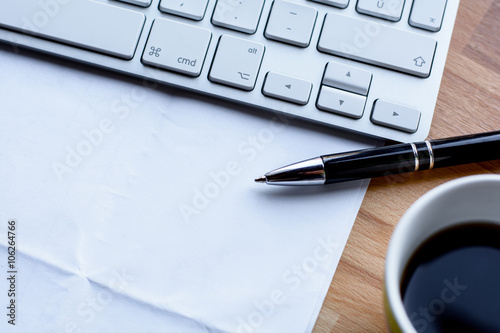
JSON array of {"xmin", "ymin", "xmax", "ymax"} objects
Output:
[{"xmin": 313, "ymin": 1, "xmax": 500, "ymax": 331}]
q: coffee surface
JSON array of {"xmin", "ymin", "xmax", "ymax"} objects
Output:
[{"xmin": 402, "ymin": 223, "xmax": 500, "ymax": 333}]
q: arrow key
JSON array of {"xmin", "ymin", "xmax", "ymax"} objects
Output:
[
  {"xmin": 322, "ymin": 61, "xmax": 372, "ymax": 95},
  {"xmin": 317, "ymin": 86, "xmax": 366, "ymax": 119},
  {"xmin": 371, "ymin": 99, "xmax": 421, "ymax": 133},
  {"xmin": 262, "ymin": 71, "xmax": 312, "ymax": 105}
]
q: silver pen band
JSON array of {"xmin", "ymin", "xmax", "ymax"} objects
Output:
[
  {"xmin": 425, "ymin": 140, "xmax": 435, "ymax": 170},
  {"xmin": 410, "ymin": 143, "xmax": 419, "ymax": 172}
]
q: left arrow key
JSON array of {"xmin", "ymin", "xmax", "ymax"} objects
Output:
[{"xmin": 263, "ymin": 72, "xmax": 312, "ymax": 105}]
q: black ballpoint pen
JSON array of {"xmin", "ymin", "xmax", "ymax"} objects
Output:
[{"xmin": 255, "ymin": 131, "xmax": 500, "ymax": 186}]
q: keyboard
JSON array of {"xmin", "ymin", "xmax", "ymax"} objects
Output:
[{"xmin": 0, "ymin": 0, "xmax": 459, "ymax": 142}]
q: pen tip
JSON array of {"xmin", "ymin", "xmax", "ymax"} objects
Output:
[{"xmin": 255, "ymin": 176, "xmax": 267, "ymax": 184}]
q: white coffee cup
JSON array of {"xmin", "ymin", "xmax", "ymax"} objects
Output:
[{"xmin": 384, "ymin": 174, "xmax": 500, "ymax": 332}]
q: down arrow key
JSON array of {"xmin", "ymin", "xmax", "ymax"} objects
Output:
[{"xmin": 317, "ymin": 86, "xmax": 366, "ymax": 119}]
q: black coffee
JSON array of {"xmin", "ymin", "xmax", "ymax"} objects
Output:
[{"xmin": 401, "ymin": 223, "xmax": 500, "ymax": 333}]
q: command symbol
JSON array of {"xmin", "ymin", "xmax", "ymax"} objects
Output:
[{"xmin": 149, "ymin": 46, "xmax": 161, "ymax": 57}]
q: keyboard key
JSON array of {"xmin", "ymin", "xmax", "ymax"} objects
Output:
[
  {"xmin": 370, "ymin": 100, "xmax": 420, "ymax": 133},
  {"xmin": 0, "ymin": 0, "xmax": 459, "ymax": 142},
  {"xmin": 142, "ymin": 19, "xmax": 211, "ymax": 77},
  {"xmin": 113, "ymin": 0, "xmax": 152, "ymax": 8},
  {"xmin": 318, "ymin": 13, "xmax": 436, "ymax": 78},
  {"xmin": 262, "ymin": 72, "xmax": 312, "ymax": 105},
  {"xmin": 317, "ymin": 86, "xmax": 366, "ymax": 119},
  {"xmin": 356, "ymin": 0, "xmax": 405, "ymax": 22},
  {"xmin": 322, "ymin": 62, "xmax": 372, "ymax": 95},
  {"xmin": 212, "ymin": 0, "xmax": 265, "ymax": 34},
  {"xmin": 209, "ymin": 35, "xmax": 265, "ymax": 91},
  {"xmin": 308, "ymin": 0, "xmax": 349, "ymax": 9},
  {"xmin": 409, "ymin": 0, "xmax": 447, "ymax": 32},
  {"xmin": 0, "ymin": 0, "xmax": 145, "ymax": 60},
  {"xmin": 264, "ymin": 0, "xmax": 318, "ymax": 48},
  {"xmin": 159, "ymin": 0, "xmax": 209, "ymax": 21}
]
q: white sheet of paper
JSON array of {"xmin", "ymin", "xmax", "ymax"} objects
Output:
[{"xmin": 0, "ymin": 46, "xmax": 375, "ymax": 333}]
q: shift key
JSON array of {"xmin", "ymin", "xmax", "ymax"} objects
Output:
[{"xmin": 318, "ymin": 13, "xmax": 437, "ymax": 78}]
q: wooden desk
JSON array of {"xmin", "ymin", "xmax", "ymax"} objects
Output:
[{"xmin": 314, "ymin": 1, "xmax": 500, "ymax": 331}]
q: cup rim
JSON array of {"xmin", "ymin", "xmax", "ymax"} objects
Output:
[{"xmin": 384, "ymin": 174, "xmax": 500, "ymax": 332}]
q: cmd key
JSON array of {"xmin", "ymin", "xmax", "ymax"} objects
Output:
[
  {"xmin": 142, "ymin": 18, "xmax": 212, "ymax": 77},
  {"xmin": 0, "ymin": 0, "xmax": 145, "ymax": 59}
]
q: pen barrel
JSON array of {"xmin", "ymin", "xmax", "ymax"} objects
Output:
[
  {"xmin": 322, "ymin": 131, "xmax": 500, "ymax": 184},
  {"xmin": 430, "ymin": 131, "xmax": 500, "ymax": 168},
  {"xmin": 322, "ymin": 144, "xmax": 417, "ymax": 184}
]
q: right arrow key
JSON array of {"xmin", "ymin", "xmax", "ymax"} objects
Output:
[{"xmin": 371, "ymin": 99, "xmax": 421, "ymax": 133}]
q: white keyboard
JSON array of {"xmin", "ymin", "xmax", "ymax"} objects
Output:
[{"xmin": 0, "ymin": 0, "xmax": 459, "ymax": 142}]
